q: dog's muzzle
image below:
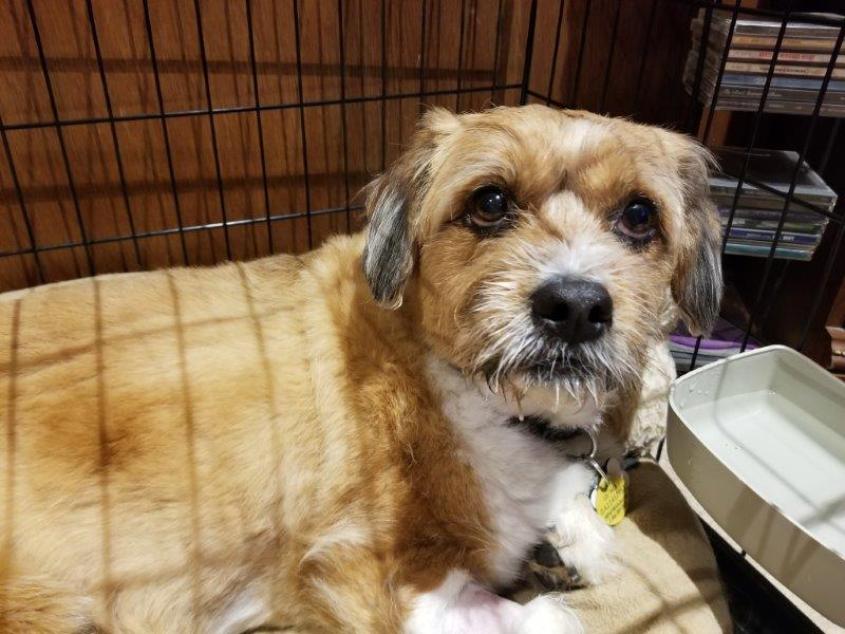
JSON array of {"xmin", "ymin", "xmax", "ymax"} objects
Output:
[{"xmin": 530, "ymin": 276, "xmax": 613, "ymax": 344}]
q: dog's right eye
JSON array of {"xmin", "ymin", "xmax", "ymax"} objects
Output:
[{"xmin": 469, "ymin": 186, "xmax": 511, "ymax": 229}]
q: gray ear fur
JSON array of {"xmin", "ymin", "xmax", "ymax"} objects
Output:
[
  {"xmin": 362, "ymin": 120, "xmax": 443, "ymax": 308},
  {"xmin": 361, "ymin": 175, "xmax": 418, "ymax": 308},
  {"xmin": 674, "ymin": 205, "xmax": 723, "ymax": 336},
  {"xmin": 671, "ymin": 144, "xmax": 724, "ymax": 336}
]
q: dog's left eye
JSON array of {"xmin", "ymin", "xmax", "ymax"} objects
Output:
[
  {"xmin": 615, "ymin": 198, "xmax": 657, "ymax": 242},
  {"xmin": 469, "ymin": 186, "xmax": 511, "ymax": 228}
]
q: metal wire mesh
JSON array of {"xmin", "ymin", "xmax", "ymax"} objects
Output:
[
  {"xmin": 0, "ymin": 1, "xmax": 525, "ymax": 277},
  {"xmin": 1, "ymin": 4, "xmax": 844, "ymax": 632},
  {"xmin": 676, "ymin": 2, "xmax": 845, "ymax": 368},
  {"xmin": 0, "ymin": 0, "xmax": 843, "ymax": 368}
]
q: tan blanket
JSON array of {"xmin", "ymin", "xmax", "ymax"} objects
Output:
[{"xmin": 517, "ymin": 460, "xmax": 732, "ymax": 633}]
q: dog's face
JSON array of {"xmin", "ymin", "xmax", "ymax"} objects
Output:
[{"xmin": 362, "ymin": 105, "xmax": 722, "ymax": 403}]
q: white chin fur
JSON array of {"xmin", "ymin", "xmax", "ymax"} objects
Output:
[{"xmin": 480, "ymin": 370, "xmax": 613, "ymax": 429}]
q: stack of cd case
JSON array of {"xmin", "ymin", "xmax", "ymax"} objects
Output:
[
  {"xmin": 711, "ymin": 147, "xmax": 837, "ymax": 261},
  {"xmin": 684, "ymin": 9, "xmax": 845, "ymax": 116}
]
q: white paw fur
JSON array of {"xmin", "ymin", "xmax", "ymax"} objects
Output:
[
  {"xmin": 517, "ymin": 594, "xmax": 584, "ymax": 634},
  {"xmin": 405, "ymin": 571, "xmax": 583, "ymax": 634},
  {"xmin": 549, "ymin": 495, "xmax": 619, "ymax": 586}
]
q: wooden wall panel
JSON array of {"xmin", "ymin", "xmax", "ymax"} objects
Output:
[
  {"xmin": 528, "ymin": 0, "xmax": 697, "ymax": 124},
  {"xmin": 0, "ymin": 0, "xmax": 530, "ymax": 290},
  {"xmin": 0, "ymin": 0, "xmax": 703, "ymax": 292}
]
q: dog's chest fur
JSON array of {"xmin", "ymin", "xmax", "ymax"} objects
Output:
[{"xmin": 425, "ymin": 357, "xmax": 598, "ymax": 586}]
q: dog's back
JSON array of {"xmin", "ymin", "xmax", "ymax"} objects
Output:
[{"xmin": 0, "ymin": 236, "xmax": 416, "ymax": 632}]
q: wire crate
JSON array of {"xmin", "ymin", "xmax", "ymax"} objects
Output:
[{"xmin": 0, "ymin": 0, "xmax": 843, "ymax": 369}]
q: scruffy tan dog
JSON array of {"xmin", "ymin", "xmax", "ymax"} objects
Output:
[{"xmin": 0, "ymin": 105, "xmax": 721, "ymax": 633}]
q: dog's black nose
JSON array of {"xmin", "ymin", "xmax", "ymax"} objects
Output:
[{"xmin": 530, "ymin": 277, "xmax": 613, "ymax": 344}]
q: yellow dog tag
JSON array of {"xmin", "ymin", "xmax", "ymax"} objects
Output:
[{"xmin": 589, "ymin": 458, "xmax": 628, "ymax": 526}]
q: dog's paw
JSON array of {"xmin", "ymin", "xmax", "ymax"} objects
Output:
[
  {"xmin": 516, "ymin": 594, "xmax": 583, "ymax": 634},
  {"xmin": 524, "ymin": 541, "xmax": 583, "ymax": 592},
  {"xmin": 548, "ymin": 495, "xmax": 618, "ymax": 586}
]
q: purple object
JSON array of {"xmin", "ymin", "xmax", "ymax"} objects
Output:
[{"xmin": 670, "ymin": 317, "xmax": 759, "ymax": 355}]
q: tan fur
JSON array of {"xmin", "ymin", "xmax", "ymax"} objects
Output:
[{"xmin": 0, "ymin": 106, "xmax": 721, "ymax": 632}]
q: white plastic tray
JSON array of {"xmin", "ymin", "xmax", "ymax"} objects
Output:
[{"xmin": 668, "ymin": 345, "xmax": 845, "ymax": 626}]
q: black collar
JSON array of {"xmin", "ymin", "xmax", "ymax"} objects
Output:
[{"xmin": 507, "ymin": 415, "xmax": 581, "ymax": 443}]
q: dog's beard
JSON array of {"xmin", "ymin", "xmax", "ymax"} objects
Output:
[
  {"xmin": 472, "ymin": 325, "xmax": 634, "ymax": 404},
  {"xmin": 462, "ymin": 263, "xmax": 658, "ymax": 407},
  {"xmin": 464, "ymin": 289, "xmax": 645, "ymax": 408}
]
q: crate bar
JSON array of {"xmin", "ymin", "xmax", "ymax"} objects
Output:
[
  {"xmin": 568, "ymin": 0, "xmax": 591, "ymax": 107},
  {"xmin": 519, "ymin": 0, "xmax": 538, "ymax": 105},
  {"xmin": 0, "ymin": 115, "xmax": 44, "ymax": 284},
  {"xmin": 741, "ymin": 18, "xmax": 845, "ymax": 352},
  {"xmin": 799, "ymin": 204, "xmax": 845, "ymax": 351},
  {"xmin": 699, "ymin": 2, "xmax": 844, "ymax": 27},
  {"xmin": 689, "ymin": 0, "xmax": 742, "ymax": 371},
  {"xmin": 455, "ymin": 0, "xmax": 467, "ymax": 111},
  {"xmin": 491, "ymin": 0, "xmax": 504, "ymax": 103},
  {"xmin": 0, "ymin": 204, "xmax": 364, "ymax": 259},
  {"xmin": 419, "ymin": 0, "xmax": 428, "ymax": 98},
  {"xmin": 545, "ymin": 0, "xmax": 566, "ymax": 106},
  {"xmin": 679, "ymin": 4, "xmax": 703, "ymax": 127},
  {"xmin": 713, "ymin": 2, "xmax": 793, "ymax": 358},
  {"xmin": 292, "ymin": 0, "xmax": 313, "ymax": 249},
  {"xmin": 724, "ymin": 176, "xmax": 838, "ymax": 221},
  {"xmin": 768, "ymin": 120, "xmax": 842, "ymax": 349},
  {"xmin": 632, "ymin": 0, "xmax": 660, "ymax": 115},
  {"xmin": 141, "ymin": 0, "xmax": 190, "ymax": 265},
  {"xmin": 1, "ymin": 84, "xmax": 520, "ymax": 133},
  {"xmin": 338, "ymin": 0, "xmax": 352, "ymax": 232},
  {"xmin": 162, "ymin": 268, "xmax": 202, "ymax": 628},
  {"xmin": 757, "ymin": 260, "xmax": 791, "ymax": 327},
  {"xmin": 684, "ymin": 0, "xmax": 715, "ymax": 133},
  {"xmin": 817, "ymin": 119, "xmax": 841, "ymax": 176},
  {"xmin": 528, "ymin": 89, "xmax": 562, "ymax": 107},
  {"xmin": 85, "ymin": 0, "xmax": 143, "ymax": 270},
  {"xmin": 598, "ymin": 0, "xmax": 623, "ymax": 113},
  {"xmin": 25, "ymin": 0, "xmax": 96, "ymax": 275},
  {"xmin": 358, "ymin": 0, "xmax": 370, "ymax": 190},
  {"xmin": 655, "ymin": 436, "xmax": 666, "ymax": 461},
  {"xmin": 193, "ymin": 0, "xmax": 232, "ymax": 260},
  {"xmin": 245, "ymin": 0, "xmax": 274, "ymax": 254},
  {"xmin": 381, "ymin": 0, "xmax": 388, "ymax": 171},
  {"xmin": 718, "ymin": 5, "xmax": 793, "ymax": 259},
  {"xmin": 700, "ymin": 0, "xmax": 742, "ymax": 145}
]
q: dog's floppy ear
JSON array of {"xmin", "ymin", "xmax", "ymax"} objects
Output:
[
  {"xmin": 362, "ymin": 108, "xmax": 456, "ymax": 308},
  {"xmin": 670, "ymin": 141, "xmax": 724, "ymax": 336}
]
